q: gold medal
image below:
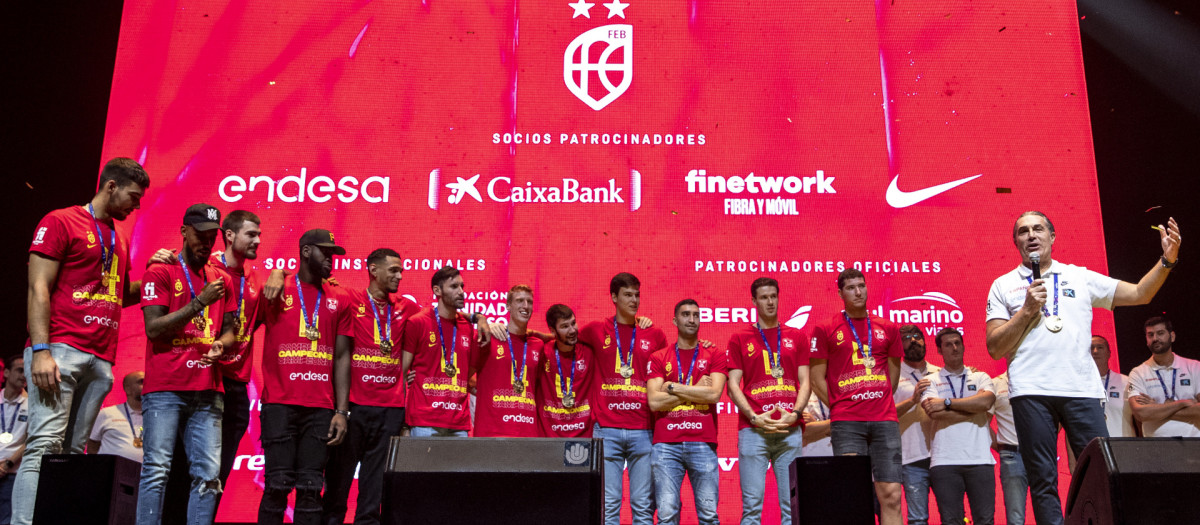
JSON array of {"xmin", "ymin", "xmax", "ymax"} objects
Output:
[
  {"xmin": 306, "ymin": 326, "xmax": 320, "ymax": 341},
  {"xmin": 513, "ymin": 381, "xmax": 525, "ymax": 395},
  {"xmin": 133, "ymin": 436, "xmax": 143, "ymax": 448},
  {"xmin": 563, "ymin": 392, "xmax": 575, "ymax": 408},
  {"xmin": 863, "ymin": 356, "xmax": 876, "ymax": 370},
  {"xmin": 444, "ymin": 363, "xmax": 458, "ymax": 377},
  {"xmin": 379, "ymin": 340, "xmax": 392, "ymax": 353},
  {"xmin": 620, "ymin": 365, "xmax": 634, "ymax": 379},
  {"xmin": 192, "ymin": 315, "xmax": 208, "ymax": 331},
  {"xmin": 771, "ymin": 366, "xmax": 784, "ymax": 379}
]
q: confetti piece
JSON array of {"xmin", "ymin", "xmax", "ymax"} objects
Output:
[
  {"xmin": 1145, "ymin": 205, "xmax": 1163, "ymax": 212},
  {"xmin": 671, "ymin": 210, "xmax": 678, "ymax": 215},
  {"xmin": 1151, "ymin": 225, "xmax": 1164, "ymax": 232},
  {"xmin": 996, "ymin": 187, "xmax": 1012, "ymax": 193},
  {"xmin": 269, "ymin": 81, "xmax": 276, "ymax": 85},
  {"xmin": 26, "ymin": 182, "xmax": 33, "ymax": 189},
  {"xmin": 786, "ymin": 117, "xmax": 792, "ymax": 123},
  {"xmin": 999, "ymin": 26, "xmax": 1006, "ymax": 32}
]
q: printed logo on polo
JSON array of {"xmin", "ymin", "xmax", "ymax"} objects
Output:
[
  {"xmin": 685, "ymin": 169, "xmax": 837, "ymax": 216},
  {"xmin": 32, "ymin": 227, "xmax": 47, "ymax": 245},
  {"xmin": 326, "ymin": 298, "xmax": 339, "ymax": 312},
  {"xmin": 877, "ymin": 291, "xmax": 965, "ymax": 336},
  {"xmin": 143, "ymin": 282, "xmax": 158, "ymax": 300},
  {"xmin": 427, "ymin": 169, "xmax": 639, "ymax": 211}
]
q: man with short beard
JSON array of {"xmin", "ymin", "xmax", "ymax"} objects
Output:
[
  {"xmin": 892, "ymin": 325, "xmax": 939, "ymax": 525},
  {"xmin": 323, "ymin": 248, "xmax": 420, "ymax": 525},
  {"xmin": 401, "ymin": 266, "xmax": 479, "ymax": 437},
  {"xmin": 472, "ymin": 285, "xmax": 545, "ymax": 438},
  {"xmin": 1091, "ymin": 336, "xmax": 1134, "ymax": 437},
  {"xmin": 1128, "ymin": 316, "xmax": 1200, "ymax": 437},
  {"xmin": 16, "ymin": 158, "xmax": 150, "ymax": 525},
  {"xmin": 257, "ymin": 229, "xmax": 353, "ymax": 525},
  {"xmin": 536, "ymin": 304, "xmax": 596, "ymax": 438}
]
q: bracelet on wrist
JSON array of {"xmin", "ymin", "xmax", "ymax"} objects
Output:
[{"xmin": 31, "ymin": 343, "xmax": 50, "ymax": 352}]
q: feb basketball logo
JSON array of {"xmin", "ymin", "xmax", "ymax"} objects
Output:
[{"xmin": 564, "ymin": 1, "xmax": 632, "ymax": 110}]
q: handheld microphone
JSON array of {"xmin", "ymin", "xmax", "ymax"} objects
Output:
[{"xmin": 1030, "ymin": 252, "xmax": 1042, "ymax": 280}]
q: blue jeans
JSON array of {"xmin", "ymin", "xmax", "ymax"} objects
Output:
[
  {"xmin": 1, "ymin": 473, "xmax": 15, "ymax": 525},
  {"xmin": 999, "ymin": 447, "xmax": 1029, "ymax": 525},
  {"xmin": 136, "ymin": 390, "xmax": 224, "ymax": 525},
  {"xmin": 12, "ymin": 344, "xmax": 113, "ymax": 525},
  {"xmin": 737, "ymin": 427, "xmax": 801, "ymax": 525},
  {"xmin": 901, "ymin": 458, "xmax": 932, "ymax": 525},
  {"xmin": 409, "ymin": 426, "xmax": 467, "ymax": 437},
  {"xmin": 593, "ymin": 425, "xmax": 654, "ymax": 525},
  {"xmin": 1011, "ymin": 396, "xmax": 1107, "ymax": 525},
  {"xmin": 652, "ymin": 441, "xmax": 719, "ymax": 525}
]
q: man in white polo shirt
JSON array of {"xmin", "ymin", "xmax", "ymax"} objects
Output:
[
  {"xmin": 801, "ymin": 393, "xmax": 832, "ymax": 457},
  {"xmin": 985, "ymin": 211, "xmax": 1181, "ymax": 525},
  {"xmin": 1128, "ymin": 316, "xmax": 1200, "ymax": 437},
  {"xmin": 921, "ymin": 328, "xmax": 996, "ymax": 525},
  {"xmin": 1091, "ymin": 336, "xmax": 1134, "ymax": 437},
  {"xmin": 87, "ymin": 371, "xmax": 145, "ymax": 463},
  {"xmin": 990, "ymin": 371, "xmax": 1029, "ymax": 525},
  {"xmin": 892, "ymin": 324, "xmax": 938, "ymax": 525}
]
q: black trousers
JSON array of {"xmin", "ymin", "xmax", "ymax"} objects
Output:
[
  {"xmin": 259, "ymin": 403, "xmax": 333, "ymax": 525},
  {"xmin": 321, "ymin": 405, "xmax": 405, "ymax": 525}
]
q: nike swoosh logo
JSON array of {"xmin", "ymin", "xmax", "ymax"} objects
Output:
[
  {"xmin": 885, "ymin": 174, "xmax": 982, "ymax": 209},
  {"xmin": 87, "ymin": 243, "xmax": 98, "ymax": 248},
  {"xmin": 174, "ymin": 291, "xmax": 185, "ymax": 297}
]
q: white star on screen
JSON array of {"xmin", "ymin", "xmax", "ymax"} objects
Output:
[
  {"xmin": 604, "ymin": 0, "xmax": 629, "ymax": 18},
  {"xmin": 568, "ymin": 0, "xmax": 595, "ymax": 18}
]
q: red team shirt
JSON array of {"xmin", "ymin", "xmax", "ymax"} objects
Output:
[
  {"xmin": 140, "ymin": 262, "xmax": 237, "ymax": 394},
  {"xmin": 402, "ymin": 308, "xmax": 478, "ymax": 430},
  {"xmin": 727, "ymin": 324, "xmax": 808, "ymax": 430},
  {"xmin": 472, "ymin": 332, "xmax": 545, "ymax": 437},
  {"xmin": 579, "ymin": 318, "xmax": 667, "ymax": 430},
  {"xmin": 347, "ymin": 291, "xmax": 420, "ymax": 408},
  {"xmin": 809, "ymin": 313, "xmax": 903, "ymax": 422},
  {"xmin": 536, "ymin": 343, "xmax": 596, "ymax": 438},
  {"xmin": 208, "ymin": 253, "xmax": 262, "ymax": 383},
  {"xmin": 258, "ymin": 279, "xmax": 353, "ymax": 409},
  {"xmin": 648, "ymin": 343, "xmax": 728, "ymax": 444},
  {"xmin": 29, "ymin": 206, "xmax": 131, "ymax": 362}
]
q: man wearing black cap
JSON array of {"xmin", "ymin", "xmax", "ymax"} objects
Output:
[
  {"xmin": 137, "ymin": 204, "xmax": 239, "ymax": 525},
  {"xmin": 257, "ymin": 229, "xmax": 353, "ymax": 525}
]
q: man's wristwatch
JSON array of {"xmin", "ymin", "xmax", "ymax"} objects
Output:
[
  {"xmin": 334, "ymin": 409, "xmax": 351, "ymax": 417},
  {"xmin": 749, "ymin": 414, "xmax": 759, "ymax": 425},
  {"xmin": 943, "ymin": 398, "xmax": 953, "ymax": 409},
  {"xmin": 1162, "ymin": 255, "xmax": 1178, "ymax": 269},
  {"xmin": 667, "ymin": 383, "xmax": 675, "ymax": 393}
]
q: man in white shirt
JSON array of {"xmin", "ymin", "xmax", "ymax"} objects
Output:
[
  {"xmin": 921, "ymin": 328, "xmax": 996, "ymax": 525},
  {"xmin": 87, "ymin": 371, "xmax": 145, "ymax": 463},
  {"xmin": 893, "ymin": 324, "xmax": 938, "ymax": 525},
  {"xmin": 991, "ymin": 372, "xmax": 1028, "ymax": 525},
  {"xmin": 985, "ymin": 211, "xmax": 1181, "ymax": 525},
  {"xmin": 1090, "ymin": 336, "xmax": 1134, "ymax": 437},
  {"xmin": 0, "ymin": 356, "xmax": 28, "ymax": 525},
  {"xmin": 800, "ymin": 393, "xmax": 832, "ymax": 457},
  {"xmin": 1128, "ymin": 317, "xmax": 1200, "ymax": 437}
]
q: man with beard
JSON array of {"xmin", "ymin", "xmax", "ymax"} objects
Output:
[
  {"xmin": 16, "ymin": 158, "xmax": 150, "ymax": 525},
  {"xmin": 646, "ymin": 299, "xmax": 726, "ymax": 525},
  {"xmin": 1128, "ymin": 316, "xmax": 1200, "ymax": 437},
  {"xmin": 136, "ymin": 203, "xmax": 239, "ymax": 525},
  {"xmin": 88, "ymin": 371, "xmax": 146, "ymax": 463},
  {"xmin": 986, "ymin": 211, "xmax": 1181, "ymax": 525},
  {"xmin": 726, "ymin": 277, "xmax": 809, "ymax": 525},
  {"xmin": 891, "ymin": 325, "xmax": 939, "ymax": 525},
  {"xmin": 810, "ymin": 269, "xmax": 904, "ymax": 525},
  {"xmin": 536, "ymin": 305, "xmax": 596, "ymax": 438},
  {"xmin": 402, "ymin": 266, "xmax": 479, "ymax": 437},
  {"xmin": 323, "ymin": 248, "xmax": 420, "ymax": 525},
  {"xmin": 257, "ymin": 229, "xmax": 352, "ymax": 525},
  {"xmin": 0, "ymin": 356, "xmax": 28, "ymax": 524},
  {"xmin": 1091, "ymin": 336, "xmax": 1134, "ymax": 437},
  {"xmin": 472, "ymin": 285, "xmax": 545, "ymax": 438}
]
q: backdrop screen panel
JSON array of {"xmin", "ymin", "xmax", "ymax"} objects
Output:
[{"xmin": 99, "ymin": 0, "xmax": 1110, "ymax": 522}]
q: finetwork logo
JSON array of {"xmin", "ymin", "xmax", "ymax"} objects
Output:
[
  {"xmin": 565, "ymin": 1, "xmax": 632, "ymax": 110},
  {"xmin": 685, "ymin": 169, "xmax": 836, "ymax": 216},
  {"xmin": 427, "ymin": 169, "xmax": 641, "ymax": 211}
]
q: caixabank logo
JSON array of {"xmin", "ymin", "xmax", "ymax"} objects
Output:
[{"xmin": 565, "ymin": 1, "xmax": 632, "ymax": 110}]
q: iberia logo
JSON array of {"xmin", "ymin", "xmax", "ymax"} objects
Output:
[{"xmin": 564, "ymin": 1, "xmax": 632, "ymax": 111}]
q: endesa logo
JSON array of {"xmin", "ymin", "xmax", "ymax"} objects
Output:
[
  {"xmin": 875, "ymin": 292, "xmax": 965, "ymax": 336},
  {"xmin": 666, "ymin": 421, "xmax": 703, "ymax": 431},
  {"xmin": 851, "ymin": 390, "xmax": 886, "ymax": 401},
  {"xmin": 289, "ymin": 372, "xmax": 330, "ymax": 382},
  {"xmin": 218, "ymin": 167, "xmax": 390, "ymax": 204},
  {"xmin": 431, "ymin": 401, "xmax": 464, "ymax": 410},
  {"xmin": 83, "ymin": 315, "xmax": 118, "ymax": 329},
  {"xmin": 502, "ymin": 414, "xmax": 536, "ymax": 424},
  {"xmin": 552, "ymin": 421, "xmax": 587, "ymax": 432},
  {"xmin": 685, "ymin": 169, "xmax": 836, "ymax": 216},
  {"xmin": 427, "ymin": 169, "xmax": 641, "ymax": 211},
  {"xmin": 609, "ymin": 401, "xmax": 642, "ymax": 411},
  {"xmin": 360, "ymin": 374, "xmax": 398, "ymax": 384},
  {"xmin": 186, "ymin": 360, "xmax": 213, "ymax": 369}
]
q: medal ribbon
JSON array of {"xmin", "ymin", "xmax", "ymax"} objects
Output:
[
  {"xmin": 1025, "ymin": 273, "xmax": 1060, "ymax": 319},
  {"xmin": 614, "ymin": 318, "xmax": 637, "ymax": 374},
  {"xmin": 121, "ymin": 403, "xmax": 140, "ymax": 439},
  {"xmin": 87, "ymin": 203, "xmax": 115, "ymax": 282},
  {"xmin": 506, "ymin": 333, "xmax": 529, "ymax": 388},
  {"xmin": 369, "ymin": 291, "xmax": 393, "ymax": 348},
  {"xmin": 556, "ymin": 348, "xmax": 576, "ymax": 401},
  {"xmin": 179, "ymin": 256, "xmax": 211, "ymax": 336},
  {"xmin": 434, "ymin": 306, "xmax": 458, "ymax": 374},
  {"xmin": 0, "ymin": 399, "xmax": 19, "ymax": 435},
  {"xmin": 843, "ymin": 312, "xmax": 873, "ymax": 365},
  {"xmin": 674, "ymin": 343, "xmax": 700, "ymax": 386},
  {"xmin": 295, "ymin": 274, "xmax": 323, "ymax": 339},
  {"xmin": 1103, "ymin": 373, "xmax": 1110, "ymax": 393},
  {"xmin": 754, "ymin": 322, "xmax": 782, "ymax": 374},
  {"xmin": 222, "ymin": 253, "xmax": 247, "ymax": 336},
  {"xmin": 816, "ymin": 399, "xmax": 827, "ymax": 420},
  {"xmin": 1154, "ymin": 368, "xmax": 1178, "ymax": 401},
  {"xmin": 947, "ymin": 373, "xmax": 968, "ymax": 399}
]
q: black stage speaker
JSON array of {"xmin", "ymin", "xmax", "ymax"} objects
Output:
[
  {"xmin": 382, "ymin": 437, "xmax": 603, "ymax": 525},
  {"xmin": 790, "ymin": 455, "xmax": 875, "ymax": 525},
  {"xmin": 1066, "ymin": 437, "xmax": 1200, "ymax": 525},
  {"xmin": 33, "ymin": 454, "xmax": 140, "ymax": 525}
]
